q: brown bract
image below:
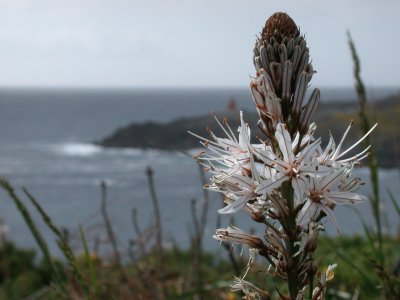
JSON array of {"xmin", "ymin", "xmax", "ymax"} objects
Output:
[{"xmin": 262, "ymin": 12, "xmax": 299, "ymax": 42}]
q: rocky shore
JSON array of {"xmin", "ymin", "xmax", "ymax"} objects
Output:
[{"xmin": 97, "ymin": 95, "xmax": 399, "ymax": 168}]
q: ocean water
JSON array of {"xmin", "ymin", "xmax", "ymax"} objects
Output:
[{"xmin": 0, "ymin": 88, "xmax": 398, "ymax": 257}]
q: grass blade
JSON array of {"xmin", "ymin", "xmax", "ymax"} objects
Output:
[
  {"xmin": 386, "ymin": 188, "xmax": 400, "ymax": 217},
  {"xmin": 348, "ymin": 206, "xmax": 377, "ymax": 255},
  {"xmin": 79, "ymin": 225, "xmax": 98, "ymax": 297},
  {"xmin": 0, "ymin": 179, "xmax": 51, "ymax": 264},
  {"xmin": 0, "ymin": 178, "xmax": 66, "ymax": 294},
  {"xmin": 22, "ymin": 188, "xmax": 90, "ymax": 297},
  {"xmin": 320, "ymin": 238, "xmax": 375, "ymax": 287}
]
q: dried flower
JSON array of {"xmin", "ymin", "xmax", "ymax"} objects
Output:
[{"xmin": 325, "ymin": 264, "xmax": 337, "ymax": 281}]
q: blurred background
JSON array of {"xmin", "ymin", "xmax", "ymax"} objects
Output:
[{"xmin": 0, "ymin": 1, "xmax": 399, "ymax": 298}]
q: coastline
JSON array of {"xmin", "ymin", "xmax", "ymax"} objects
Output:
[{"xmin": 97, "ymin": 95, "xmax": 400, "ymax": 169}]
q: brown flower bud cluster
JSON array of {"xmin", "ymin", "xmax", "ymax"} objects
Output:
[{"xmin": 252, "ymin": 12, "xmax": 319, "ymax": 137}]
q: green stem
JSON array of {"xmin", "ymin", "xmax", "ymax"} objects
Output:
[
  {"xmin": 282, "ymin": 181, "xmax": 299, "ymax": 299},
  {"xmin": 309, "ymin": 273, "xmax": 314, "ymax": 299},
  {"xmin": 347, "ymin": 32, "xmax": 384, "ymax": 266}
]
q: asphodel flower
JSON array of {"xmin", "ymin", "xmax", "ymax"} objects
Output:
[
  {"xmin": 297, "ymin": 168, "xmax": 366, "ymax": 232},
  {"xmin": 190, "ymin": 11, "xmax": 375, "ymax": 299},
  {"xmin": 190, "ymin": 111, "xmax": 252, "ymax": 171},
  {"xmin": 254, "ymin": 123, "xmax": 330, "ymax": 202},
  {"xmin": 318, "ymin": 121, "xmax": 377, "ymax": 167}
]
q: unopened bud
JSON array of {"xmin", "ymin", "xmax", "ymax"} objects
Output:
[
  {"xmin": 262, "ymin": 12, "xmax": 299, "ymax": 42},
  {"xmin": 304, "ymin": 236, "xmax": 318, "ymax": 252},
  {"xmin": 306, "ymin": 261, "xmax": 318, "ymax": 277},
  {"xmin": 251, "ymin": 211, "xmax": 264, "ymax": 223},
  {"xmin": 214, "ymin": 226, "xmax": 265, "ymax": 249},
  {"xmin": 277, "ymin": 259, "xmax": 287, "ymax": 272}
]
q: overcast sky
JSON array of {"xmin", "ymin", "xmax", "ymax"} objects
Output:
[{"xmin": 0, "ymin": 0, "xmax": 399, "ymax": 88}]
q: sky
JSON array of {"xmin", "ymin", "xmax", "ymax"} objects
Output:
[{"xmin": 0, "ymin": 0, "xmax": 399, "ymax": 89}]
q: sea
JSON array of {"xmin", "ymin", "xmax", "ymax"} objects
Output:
[{"xmin": 0, "ymin": 87, "xmax": 398, "ymax": 258}]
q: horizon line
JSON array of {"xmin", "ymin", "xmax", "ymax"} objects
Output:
[{"xmin": 0, "ymin": 85, "xmax": 398, "ymax": 91}]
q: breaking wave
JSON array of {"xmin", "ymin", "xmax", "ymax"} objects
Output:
[{"xmin": 52, "ymin": 143, "xmax": 103, "ymax": 157}]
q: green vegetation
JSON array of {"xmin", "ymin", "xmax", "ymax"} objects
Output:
[
  {"xmin": 0, "ymin": 235, "xmax": 397, "ymax": 299},
  {"xmin": 0, "ymin": 241, "xmax": 59, "ymax": 299},
  {"xmin": 0, "ymin": 170, "xmax": 398, "ymax": 299}
]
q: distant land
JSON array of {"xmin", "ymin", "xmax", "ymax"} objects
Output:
[{"xmin": 98, "ymin": 94, "xmax": 400, "ymax": 168}]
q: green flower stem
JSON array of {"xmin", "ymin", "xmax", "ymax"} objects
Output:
[
  {"xmin": 282, "ymin": 181, "xmax": 300, "ymax": 299},
  {"xmin": 347, "ymin": 31, "xmax": 384, "ymax": 267}
]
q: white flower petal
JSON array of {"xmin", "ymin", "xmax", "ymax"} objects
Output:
[
  {"xmin": 326, "ymin": 192, "xmax": 366, "ymax": 205},
  {"xmin": 218, "ymin": 195, "xmax": 253, "ymax": 214},
  {"xmin": 296, "ymin": 137, "xmax": 321, "ymax": 163},
  {"xmin": 292, "ymin": 177, "xmax": 306, "ymax": 203},
  {"xmin": 319, "ymin": 204, "xmax": 340, "ymax": 234},
  {"xmin": 255, "ymin": 173, "xmax": 288, "ymax": 195},
  {"xmin": 297, "ymin": 200, "xmax": 313, "ymax": 224},
  {"xmin": 275, "ymin": 123, "xmax": 295, "ymax": 163},
  {"xmin": 319, "ymin": 168, "xmax": 346, "ymax": 191},
  {"xmin": 253, "ymin": 148, "xmax": 287, "ymax": 171},
  {"xmin": 299, "ymin": 164, "xmax": 331, "ymax": 176},
  {"xmin": 320, "ymin": 133, "xmax": 336, "ymax": 162}
]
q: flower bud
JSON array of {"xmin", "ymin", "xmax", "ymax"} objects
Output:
[
  {"xmin": 250, "ymin": 211, "xmax": 265, "ymax": 223},
  {"xmin": 253, "ymin": 12, "xmax": 316, "ymax": 134},
  {"xmin": 214, "ymin": 226, "xmax": 265, "ymax": 249},
  {"xmin": 304, "ymin": 235, "xmax": 318, "ymax": 252},
  {"xmin": 306, "ymin": 261, "xmax": 318, "ymax": 277}
]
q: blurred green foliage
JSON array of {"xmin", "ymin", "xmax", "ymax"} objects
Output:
[
  {"xmin": 0, "ymin": 234, "xmax": 397, "ymax": 299},
  {"xmin": 316, "ymin": 235, "xmax": 400, "ymax": 299},
  {"xmin": 0, "ymin": 241, "xmax": 58, "ymax": 299}
]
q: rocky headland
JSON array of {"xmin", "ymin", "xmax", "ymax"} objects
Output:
[{"xmin": 97, "ymin": 95, "xmax": 400, "ymax": 168}]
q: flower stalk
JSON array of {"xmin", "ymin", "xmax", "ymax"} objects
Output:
[
  {"xmin": 191, "ymin": 12, "xmax": 376, "ymax": 299},
  {"xmin": 347, "ymin": 31, "xmax": 383, "ymax": 265}
]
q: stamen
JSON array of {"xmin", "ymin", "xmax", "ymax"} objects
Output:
[{"xmin": 336, "ymin": 123, "xmax": 377, "ymax": 159}]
